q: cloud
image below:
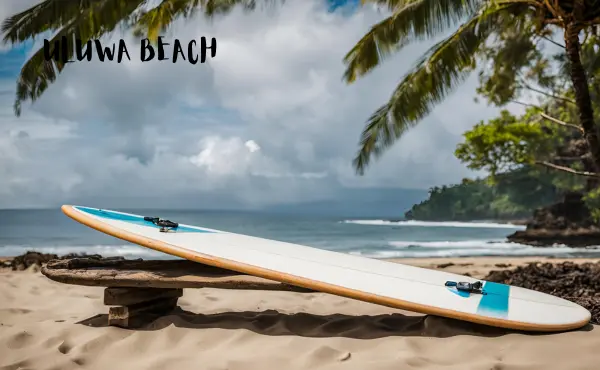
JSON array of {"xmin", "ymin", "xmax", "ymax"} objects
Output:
[{"xmin": 0, "ymin": 0, "xmax": 511, "ymax": 210}]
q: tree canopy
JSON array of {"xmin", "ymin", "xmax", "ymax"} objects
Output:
[{"xmin": 344, "ymin": 0, "xmax": 600, "ymax": 175}]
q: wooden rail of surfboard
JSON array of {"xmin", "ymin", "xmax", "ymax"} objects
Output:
[{"xmin": 61, "ymin": 205, "xmax": 590, "ymax": 332}]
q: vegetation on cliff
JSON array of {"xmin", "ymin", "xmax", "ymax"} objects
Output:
[{"xmin": 404, "ymin": 167, "xmax": 561, "ymax": 221}]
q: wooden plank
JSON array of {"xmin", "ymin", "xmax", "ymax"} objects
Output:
[
  {"xmin": 108, "ymin": 297, "xmax": 179, "ymax": 328},
  {"xmin": 104, "ymin": 287, "xmax": 183, "ymax": 306},
  {"xmin": 41, "ymin": 257, "xmax": 314, "ymax": 292}
]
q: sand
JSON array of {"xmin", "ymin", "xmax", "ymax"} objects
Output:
[{"xmin": 1, "ymin": 257, "xmax": 600, "ymax": 370}]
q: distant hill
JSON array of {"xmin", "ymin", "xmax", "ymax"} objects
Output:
[
  {"xmin": 404, "ymin": 167, "xmax": 561, "ymax": 221},
  {"xmin": 262, "ymin": 187, "xmax": 429, "ymax": 218}
]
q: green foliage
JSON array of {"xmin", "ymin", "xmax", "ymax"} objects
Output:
[
  {"xmin": 346, "ymin": 2, "xmax": 517, "ymax": 174},
  {"xmin": 454, "ymin": 109, "xmax": 562, "ymax": 176},
  {"xmin": 404, "ymin": 167, "xmax": 561, "ymax": 221},
  {"xmin": 475, "ymin": 14, "xmax": 558, "ymax": 106},
  {"xmin": 583, "ymin": 187, "xmax": 600, "ymax": 222},
  {"xmin": 345, "ymin": 0, "xmax": 600, "ymax": 174}
]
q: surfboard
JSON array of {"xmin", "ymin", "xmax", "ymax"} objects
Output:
[{"xmin": 61, "ymin": 205, "xmax": 591, "ymax": 332}]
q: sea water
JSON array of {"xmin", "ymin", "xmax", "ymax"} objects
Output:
[{"xmin": 1, "ymin": 208, "xmax": 600, "ymax": 259}]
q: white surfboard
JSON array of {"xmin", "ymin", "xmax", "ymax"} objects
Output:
[{"xmin": 62, "ymin": 205, "xmax": 591, "ymax": 332}]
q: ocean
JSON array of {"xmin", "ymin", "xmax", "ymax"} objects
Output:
[{"xmin": 2, "ymin": 208, "xmax": 600, "ymax": 259}]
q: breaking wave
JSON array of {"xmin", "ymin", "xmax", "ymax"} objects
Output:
[
  {"xmin": 341, "ymin": 219, "xmax": 526, "ymax": 229},
  {"xmin": 347, "ymin": 239, "xmax": 600, "ymax": 258}
]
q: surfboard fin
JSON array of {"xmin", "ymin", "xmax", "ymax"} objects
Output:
[
  {"xmin": 445, "ymin": 281, "xmax": 486, "ymax": 295},
  {"xmin": 143, "ymin": 216, "xmax": 179, "ymax": 232}
]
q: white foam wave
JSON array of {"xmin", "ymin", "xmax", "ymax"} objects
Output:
[
  {"xmin": 351, "ymin": 245, "xmax": 600, "ymax": 259},
  {"xmin": 3, "ymin": 239, "xmax": 599, "ymax": 261},
  {"xmin": 389, "ymin": 239, "xmax": 519, "ymax": 249},
  {"xmin": 341, "ymin": 219, "xmax": 525, "ymax": 229},
  {"xmin": 0, "ymin": 244, "xmax": 170, "ymax": 259},
  {"xmin": 345, "ymin": 239, "xmax": 600, "ymax": 258}
]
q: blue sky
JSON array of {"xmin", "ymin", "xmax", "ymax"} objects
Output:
[{"xmin": 0, "ymin": 42, "xmax": 30, "ymax": 83}]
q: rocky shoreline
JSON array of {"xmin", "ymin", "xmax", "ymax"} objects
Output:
[
  {"xmin": 408, "ymin": 192, "xmax": 600, "ymax": 248},
  {"xmin": 485, "ymin": 261, "xmax": 600, "ymax": 325},
  {"xmin": 507, "ymin": 192, "xmax": 600, "ymax": 247},
  {"xmin": 1, "ymin": 251, "xmax": 106, "ymax": 271}
]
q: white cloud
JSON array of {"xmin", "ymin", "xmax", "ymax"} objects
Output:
[{"xmin": 0, "ymin": 0, "xmax": 512, "ymax": 210}]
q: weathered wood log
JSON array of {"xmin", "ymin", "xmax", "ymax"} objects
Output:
[
  {"xmin": 41, "ymin": 257, "xmax": 314, "ymax": 292},
  {"xmin": 40, "ymin": 257, "xmax": 316, "ymax": 328},
  {"xmin": 108, "ymin": 297, "xmax": 180, "ymax": 328},
  {"xmin": 104, "ymin": 287, "xmax": 183, "ymax": 306}
]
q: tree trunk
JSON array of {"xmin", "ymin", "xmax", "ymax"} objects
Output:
[{"xmin": 564, "ymin": 23, "xmax": 600, "ymax": 173}]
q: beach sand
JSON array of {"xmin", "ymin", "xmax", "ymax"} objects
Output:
[{"xmin": 1, "ymin": 257, "xmax": 600, "ymax": 370}]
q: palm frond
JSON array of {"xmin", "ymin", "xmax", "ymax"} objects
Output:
[
  {"xmin": 201, "ymin": 0, "xmax": 283, "ymax": 18},
  {"xmin": 131, "ymin": 0, "xmax": 280, "ymax": 42},
  {"xmin": 1, "ymin": 0, "xmax": 90, "ymax": 44},
  {"xmin": 202, "ymin": 0, "xmax": 255, "ymax": 16},
  {"xmin": 10, "ymin": 0, "xmax": 147, "ymax": 116},
  {"xmin": 343, "ymin": 0, "xmax": 483, "ymax": 83},
  {"xmin": 352, "ymin": 3, "xmax": 515, "ymax": 174},
  {"xmin": 132, "ymin": 0, "xmax": 200, "ymax": 42},
  {"xmin": 359, "ymin": 0, "xmax": 417, "ymax": 11}
]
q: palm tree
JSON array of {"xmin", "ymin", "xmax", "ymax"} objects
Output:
[{"xmin": 343, "ymin": 0, "xmax": 600, "ymax": 175}]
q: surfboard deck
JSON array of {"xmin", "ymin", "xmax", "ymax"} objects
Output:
[{"xmin": 61, "ymin": 205, "xmax": 591, "ymax": 332}]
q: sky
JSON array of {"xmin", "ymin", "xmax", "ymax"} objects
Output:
[{"xmin": 0, "ymin": 0, "xmax": 517, "ymax": 211}]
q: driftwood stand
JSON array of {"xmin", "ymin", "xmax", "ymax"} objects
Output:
[{"xmin": 41, "ymin": 257, "xmax": 313, "ymax": 328}]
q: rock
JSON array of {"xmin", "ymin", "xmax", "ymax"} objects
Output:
[
  {"xmin": 338, "ymin": 352, "xmax": 351, "ymax": 361},
  {"xmin": 8, "ymin": 251, "xmax": 105, "ymax": 271},
  {"xmin": 507, "ymin": 191, "xmax": 600, "ymax": 247},
  {"xmin": 25, "ymin": 264, "xmax": 40, "ymax": 273},
  {"xmin": 11, "ymin": 252, "xmax": 58, "ymax": 271}
]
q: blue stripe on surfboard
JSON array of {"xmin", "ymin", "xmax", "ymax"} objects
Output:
[
  {"xmin": 74, "ymin": 206, "xmax": 215, "ymax": 233},
  {"xmin": 477, "ymin": 282, "xmax": 510, "ymax": 318},
  {"xmin": 446, "ymin": 287, "xmax": 471, "ymax": 298}
]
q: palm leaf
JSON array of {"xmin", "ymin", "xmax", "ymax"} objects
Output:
[
  {"xmin": 352, "ymin": 3, "xmax": 518, "ymax": 174},
  {"xmin": 359, "ymin": 0, "xmax": 420, "ymax": 11},
  {"xmin": 9, "ymin": 0, "xmax": 147, "ymax": 116},
  {"xmin": 2, "ymin": 0, "xmax": 91, "ymax": 44},
  {"xmin": 131, "ymin": 0, "xmax": 280, "ymax": 42},
  {"xmin": 132, "ymin": 0, "xmax": 200, "ymax": 42},
  {"xmin": 343, "ymin": 0, "xmax": 483, "ymax": 83}
]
